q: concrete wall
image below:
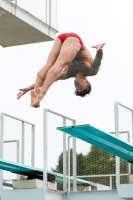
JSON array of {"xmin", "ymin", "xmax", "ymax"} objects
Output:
[
  {"xmin": 1, "ymin": 188, "xmax": 126, "ymax": 200},
  {"xmin": 68, "ymin": 190, "xmax": 124, "ymax": 200}
]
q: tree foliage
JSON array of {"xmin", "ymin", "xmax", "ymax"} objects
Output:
[{"xmin": 52, "ymin": 145, "xmax": 131, "ymax": 189}]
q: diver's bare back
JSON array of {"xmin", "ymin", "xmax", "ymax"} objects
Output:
[{"xmin": 60, "ymin": 45, "xmax": 94, "ymax": 79}]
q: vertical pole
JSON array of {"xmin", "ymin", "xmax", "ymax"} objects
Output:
[
  {"xmin": 17, "ymin": 140, "xmax": 20, "ymax": 180},
  {"xmin": 109, "ymin": 176, "xmax": 112, "ymax": 190},
  {"xmin": 63, "ymin": 117, "xmax": 67, "ymax": 192},
  {"xmin": 17, "ymin": 140, "xmax": 20, "ymax": 163},
  {"xmin": 129, "ymin": 112, "xmax": 133, "ymax": 181},
  {"xmin": 49, "ymin": 0, "xmax": 51, "ymax": 35},
  {"xmin": 72, "ymin": 120, "xmax": 77, "ymax": 192},
  {"xmin": 31, "ymin": 125, "xmax": 35, "ymax": 167},
  {"xmin": 114, "ymin": 101, "xmax": 120, "ymax": 187},
  {"xmin": 43, "ymin": 109, "xmax": 48, "ymax": 200},
  {"xmin": 0, "ymin": 113, "xmax": 4, "ymax": 197},
  {"xmin": 127, "ymin": 131, "xmax": 131, "ymax": 182},
  {"xmin": 14, "ymin": 0, "xmax": 17, "ymax": 15},
  {"xmin": 21, "ymin": 121, "xmax": 25, "ymax": 164},
  {"xmin": 132, "ymin": 112, "xmax": 133, "ymax": 145},
  {"xmin": 68, "ymin": 137, "xmax": 70, "ymax": 192},
  {"xmin": 45, "ymin": 0, "xmax": 47, "ymax": 24}
]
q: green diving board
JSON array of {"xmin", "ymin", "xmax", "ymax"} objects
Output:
[
  {"xmin": 0, "ymin": 158, "xmax": 44, "ymax": 180},
  {"xmin": 0, "ymin": 158, "xmax": 93, "ymax": 186},
  {"xmin": 57, "ymin": 124, "xmax": 133, "ymax": 163},
  {"xmin": 47, "ymin": 170, "xmax": 96, "ymax": 186}
]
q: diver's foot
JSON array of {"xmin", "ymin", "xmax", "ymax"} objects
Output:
[
  {"xmin": 30, "ymin": 90, "xmax": 38, "ymax": 107},
  {"xmin": 31, "ymin": 87, "xmax": 44, "ymax": 108}
]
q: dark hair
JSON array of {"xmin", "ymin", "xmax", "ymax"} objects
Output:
[{"xmin": 75, "ymin": 83, "xmax": 92, "ymax": 97}]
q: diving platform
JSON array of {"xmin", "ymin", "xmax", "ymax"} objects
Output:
[
  {"xmin": 57, "ymin": 124, "xmax": 133, "ymax": 163},
  {"xmin": 1, "ymin": 104, "xmax": 133, "ymax": 200},
  {"xmin": 0, "ymin": 0, "xmax": 58, "ymax": 47},
  {"xmin": 0, "ymin": 158, "xmax": 95, "ymax": 187},
  {"xmin": 57, "ymin": 124, "xmax": 133, "ymax": 199}
]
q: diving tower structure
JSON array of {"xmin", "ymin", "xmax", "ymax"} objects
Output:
[
  {"xmin": 1, "ymin": 103, "xmax": 133, "ymax": 200},
  {"xmin": 57, "ymin": 101, "xmax": 133, "ymax": 200},
  {"xmin": 0, "ymin": 0, "xmax": 58, "ymax": 47}
]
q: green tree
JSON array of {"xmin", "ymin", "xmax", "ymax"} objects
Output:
[
  {"xmin": 85, "ymin": 146, "xmax": 116, "ymax": 175},
  {"xmin": 52, "ymin": 146, "xmax": 130, "ymax": 189},
  {"xmin": 53, "ymin": 149, "xmax": 86, "ymax": 176}
]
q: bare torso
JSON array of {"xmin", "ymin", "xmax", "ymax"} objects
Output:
[{"xmin": 59, "ymin": 45, "xmax": 94, "ymax": 80}]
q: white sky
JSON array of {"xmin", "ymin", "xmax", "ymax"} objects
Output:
[{"xmin": 1, "ymin": 0, "xmax": 133, "ymax": 168}]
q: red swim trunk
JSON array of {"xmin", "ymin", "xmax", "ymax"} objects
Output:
[{"xmin": 57, "ymin": 33, "xmax": 83, "ymax": 48}]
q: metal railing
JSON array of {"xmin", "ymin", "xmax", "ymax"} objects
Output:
[
  {"xmin": 0, "ymin": 112, "xmax": 35, "ymax": 193},
  {"xmin": 43, "ymin": 108, "xmax": 76, "ymax": 198},
  {"xmin": 77, "ymin": 174, "xmax": 129, "ymax": 190},
  {"xmin": 114, "ymin": 101, "xmax": 133, "ymax": 187},
  {"xmin": 8, "ymin": 0, "xmax": 58, "ymax": 30}
]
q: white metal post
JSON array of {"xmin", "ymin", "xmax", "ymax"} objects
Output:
[
  {"xmin": 72, "ymin": 120, "xmax": 77, "ymax": 192},
  {"xmin": 31, "ymin": 125, "xmax": 35, "ymax": 167},
  {"xmin": 63, "ymin": 117, "xmax": 67, "ymax": 192},
  {"xmin": 45, "ymin": 0, "xmax": 47, "ymax": 24},
  {"xmin": 43, "ymin": 108, "xmax": 48, "ymax": 200},
  {"xmin": 49, "ymin": 0, "xmax": 51, "ymax": 28},
  {"xmin": 114, "ymin": 101, "xmax": 120, "ymax": 187},
  {"xmin": 0, "ymin": 113, "xmax": 4, "ymax": 198},
  {"xmin": 109, "ymin": 176, "xmax": 112, "ymax": 190},
  {"xmin": 132, "ymin": 112, "xmax": 133, "ymax": 145},
  {"xmin": 67, "ymin": 136, "xmax": 72, "ymax": 200},
  {"xmin": 68, "ymin": 136, "xmax": 71, "ymax": 194},
  {"xmin": 21, "ymin": 121, "xmax": 25, "ymax": 164}
]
